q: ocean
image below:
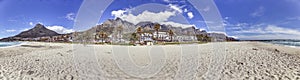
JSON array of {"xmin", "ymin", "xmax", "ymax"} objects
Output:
[
  {"xmin": 0, "ymin": 42, "xmax": 22, "ymax": 48},
  {"xmin": 261, "ymin": 40, "xmax": 300, "ymax": 48}
]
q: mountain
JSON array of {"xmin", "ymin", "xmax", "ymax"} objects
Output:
[
  {"xmin": 15, "ymin": 24, "xmax": 59, "ymax": 38},
  {"xmin": 135, "ymin": 21, "xmax": 201, "ymax": 36},
  {"xmin": 0, "ymin": 24, "xmax": 60, "ymax": 42},
  {"xmin": 59, "ymin": 18, "xmax": 232, "ymax": 41},
  {"xmin": 74, "ymin": 17, "xmax": 138, "ymax": 41},
  {"xmin": 88, "ymin": 17, "xmax": 137, "ymax": 34},
  {"xmin": 0, "ymin": 18, "xmax": 237, "ymax": 42},
  {"xmin": 72, "ymin": 18, "xmax": 206, "ymax": 42}
]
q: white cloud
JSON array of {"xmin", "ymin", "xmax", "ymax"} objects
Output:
[
  {"xmin": 223, "ymin": 19, "xmax": 249, "ymax": 30},
  {"xmin": 29, "ymin": 22, "xmax": 34, "ymax": 26},
  {"xmin": 287, "ymin": 16, "xmax": 300, "ymax": 21},
  {"xmin": 234, "ymin": 25, "xmax": 300, "ymax": 34},
  {"xmin": 29, "ymin": 22, "xmax": 44, "ymax": 26},
  {"xmin": 250, "ymin": 6, "xmax": 265, "ymax": 17},
  {"xmin": 234, "ymin": 27, "xmax": 265, "ymax": 34},
  {"xmin": 163, "ymin": 0, "xmax": 186, "ymax": 3},
  {"xmin": 65, "ymin": 13, "xmax": 76, "ymax": 21},
  {"xmin": 111, "ymin": 4, "xmax": 199, "ymax": 28},
  {"xmin": 168, "ymin": 4, "xmax": 183, "ymax": 13},
  {"xmin": 111, "ymin": 9, "xmax": 130, "ymax": 18},
  {"xmin": 115, "ymin": 10, "xmax": 175, "ymax": 24},
  {"xmin": 38, "ymin": 22, "xmax": 44, "ymax": 25},
  {"xmin": 184, "ymin": 8, "xmax": 188, "ymax": 12},
  {"xmin": 197, "ymin": 20, "xmax": 214, "ymax": 24},
  {"xmin": 6, "ymin": 29, "xmax": 16, "ymax": 32},
  {"xmin": 46, "ymin": 26, "xmax": 74, "ymax": 34},
  {"xmin": 233, "ymin": 25, "xmax": 300, "ymax": 39},
  {"xmin": 224, "ymin": 17, "xmax": 229, "ymax": 20},
  {"xmin": 160, "ymin": 21, "xmax": 195, "ymax": 28},
  {"xmin": 163, "ymin": 0, "xmax": 170, "ymax": 3},
  {"xmin": 236, "ymin": 23, "xmax": 249, "ymax": 27},
  {"xmin": 20, "ymin": 28, "xmax": 30, "ymax": 32},
  {"xmin": 112, "ymin": 10, "xmax": 195, "ymax": 28},
  {"xmin": 187, "ymin": 12, "xmax": 194, "ymax": 19},
  {"xmin": 228, "ymin": 36, "xmax": 239, "ymax": 39},
  {"xmin": 265, "ymin": 25, "xmax": 300, "ymax": 34},
  {"xmin": 237, "ymin": 34, "xmax": 300, "ymax": 40}
]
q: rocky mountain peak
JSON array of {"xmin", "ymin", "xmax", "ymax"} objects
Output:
[
  {"xmin": 115, "ymin": 17, "xmax": 122, "ymax": 21},
  {"xmin": 34, "ymin": 23, "xmax": 44, "ymax": 28},
  {"xmin": 14, "ymin": 24, "xmax": 59, "ymax": 38}
]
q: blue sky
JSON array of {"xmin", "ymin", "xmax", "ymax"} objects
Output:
[{"xmin": 0, "ymin": 0, "xmax": 300, "ymax": 40}]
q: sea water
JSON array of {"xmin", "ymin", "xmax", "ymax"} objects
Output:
[
  {"xmin": 263, "ymin": 40, "xmax": 300, "ymax": 48},
  {"xmin": 0, "ymin": 42, "xmax": 22, "ymax": 48}
]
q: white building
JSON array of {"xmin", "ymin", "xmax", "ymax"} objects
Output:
[{"xmin": 153, "ymin": 31, "xmax": 171, "ymax": 41}]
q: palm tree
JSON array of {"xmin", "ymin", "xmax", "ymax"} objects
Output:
[
  {"xmin": 136, "ymin": 26, "xmax": 143, "ymax": 43},
  {"xmin": 204, "ymin": 35, "xmax": 211, "ymax": 42},
  {"xmin": 64, "ymin": 35, "xmax": 69, "ymax": 42},
  {"xmin": 117, "ymin": 25, "xmax": 123, "ymax": 42},
  {"xmin": 196, "ymin": 34, "xmax": 205, "ymax": 42},
  {"xmin": 168, "ymin": 30, "xmax": 174, "ymax": 42},
  {"xmin": 130, "ymin": 33, "xmax": 138, "ymax": 45},
  {"xmin": 98, "ymin": 31, "xmax": 107, "ymax": 43},
  {"xmin": 154, "ymin": 24, "xmax": 160, "ymax": 42}
]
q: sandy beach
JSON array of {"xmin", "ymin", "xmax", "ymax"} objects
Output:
[{"xmin": 0, "ymin": 42, "xmax": 300, "ymax": 80}]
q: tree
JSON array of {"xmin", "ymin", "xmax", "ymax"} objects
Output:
[
  {"xmin": 196, "ymin": 34, "xmax": 204, "ymax": 41},
  {"xmin": 197, "ymin": 34, "xmax": 211, "ymax": 42},
  {"xmin": 98, "ymin": 31, "xmax": 107, "ymax": 43},
  {"xmin": 63, "ymin": 35, "xmax": 69, "ymax": 42},
  {"xmin": 130, "ymin": 33, "xmax": 138, "ymax": 45},
  {"xmin": 204, "ymin": 35, "xmax": 211, "ymax": 42},
  {"xmin": 136, "ymin": 26, "xmax": 143, "ymax": 43},
  {"xmin": 168, "ymin": 29, "xmax": 174, "ymax": 42},
  {"xmin": 154, "ymin": 24, "xmax": 161, "ymax": 42},
  {"xmin": 117, "ymin": 25, "xmax": 123, "ymax": 42}
]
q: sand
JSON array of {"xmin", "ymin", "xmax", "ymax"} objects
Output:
[{"xmin": 0, "ymin": 42, "xmax": 299, "ymax": 80}]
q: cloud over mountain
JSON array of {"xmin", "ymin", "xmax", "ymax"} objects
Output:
[
  {"xmin": 111, "ymin": 9, "xmax": 195, "ymax": 28},
  {"xmin": 46, "ymin": 26, "xmax": 74, "ymax": 34}
]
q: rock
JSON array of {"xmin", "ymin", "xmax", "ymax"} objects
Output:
[
  {"xmin": 275, "ymin": 49, "xmax": 280, "ymax": 52},
  {"xmin": 57, "ymin": 52, "xmax": 63, "ymax": 56},
  {"xmin": 252, "ymin": 48, "xmax": 258, "ymax": 50},
  {"xmin": 66, "ymin": 50, "xmax": 72, "ymax": 53},
  {"xmin": 236, "ymin": 62, "xmax": 244, "ymax": 65},
  {"xmin": 27, "ymin": 70, "xmax": 34, "ymax": 75}
]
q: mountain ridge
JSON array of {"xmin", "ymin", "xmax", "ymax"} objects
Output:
[{"xmin": 0, "ymin": 18, "xmax": 238, "ymax": 42}]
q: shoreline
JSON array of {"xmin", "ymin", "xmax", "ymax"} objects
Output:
[{"xmin": 0, "ymin": 42, "xmax": 25, "ymax": 48}]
